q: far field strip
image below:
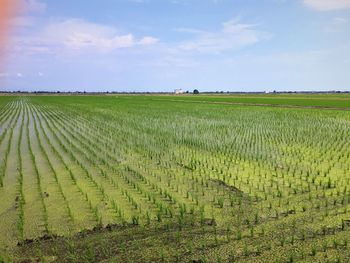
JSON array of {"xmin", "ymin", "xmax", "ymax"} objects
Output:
[
  {"xmin": 185, "ymin": 95, "xmax": 350, "ymax": 100},
  {"xmin": 152, "ymin": 98, "xmax": 350, "ymax": 111}
]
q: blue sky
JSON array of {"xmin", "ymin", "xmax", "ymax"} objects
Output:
[{"xmin": 1, "ymin": 0, "xmax": 350, "ymax": 92}]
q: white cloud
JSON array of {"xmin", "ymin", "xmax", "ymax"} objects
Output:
[
  {"xmin": 61, "ymin": 31, "xmax": 135, "ymax": 50},
  {"xmin": 46, "ymin": 19, "xmax": 158, "ymax": 51},
  {"xmin": 10, "ymin": 19, "xmax": 159, "ymax": 55},
  {"xmin": 304, "ymin": 0, "xmax": 350, "ymax": 11},
  {"xmin": 139, "ymin": 36, "xmax": 159, "ymax": 45},
  {"xmin": 177, "ymin": 19, "xmax": 268, "ymax": 54}
]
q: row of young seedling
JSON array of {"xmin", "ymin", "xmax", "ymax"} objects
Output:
[
  {"xmin": 28, "ymin": 100, "xmax": 350, "ymax": 237},
  {"xmin": 41, "ymin": 106, "xmax": 219, "ymax": 220},
  {"xmin": 35, "ymin": 104, "xmax": 223, "ymax": 227},
  {"xmin": 39, "ymin": 106, "xmax": 189, "ymax": 225},
  {"xmin": 30, "ymin": 105, "xmax": 110, "ymax": 226},
  {"xmin": 17, "ymin": 96, "xmax": 350, "ymax": 261},
  {"xmin": 34, "ymin": 105, "xmax": 161, "ymax": 225},
  {"xmin": 0, "ymin": 102, "xmax": 22, "ymax": 187},
  {"xmin": 46, "ymin": 105, "xmax": 263, "ymax": 231}
]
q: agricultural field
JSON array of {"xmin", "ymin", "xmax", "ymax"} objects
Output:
[
  {"xmin": 0, "ymin": 94, "xmax": 350, "ymax": 262},
  {"xmin": 155, "ymin": 93, "xmax": 350, "ymax": 109}
]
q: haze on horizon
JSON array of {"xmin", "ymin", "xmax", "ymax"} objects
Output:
[{"xmin": 0, "ymin": 0, "xmax": 350, "ymax": 92}]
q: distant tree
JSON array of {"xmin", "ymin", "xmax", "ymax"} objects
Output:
[{"xmin": 193, "ymin": 89, "xmax": 199, "ymax": 94}]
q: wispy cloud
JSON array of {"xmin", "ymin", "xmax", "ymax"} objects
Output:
[
  {"xmin": 10, "ymin": 18, "xmax": 159, "ymax": 56},
  {"xmin": 325, "ymin": 17, "xmax": 348, "ymax": 32},
  {"xmin": 44, "ymin": 19, "xmax": 155, "ymax": 51},
  {"xmin": 139, "ymin": 36, "xmax": 159, "ymax": 45},
  {"xmin": 7, "ymin": 1, "xmax": 46, "ymax": 28},
  {"xmin": 303, "ymin": 0, "xmax": 350, "ymax": 11},
  {"xmin": 177, "ymin": 19, "xmax": 269, "ymax": 54}
]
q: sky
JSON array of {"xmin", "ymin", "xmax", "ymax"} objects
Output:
[{"xmin": 0, "ymin": 0, "xmax": 350, "ymax": 92}]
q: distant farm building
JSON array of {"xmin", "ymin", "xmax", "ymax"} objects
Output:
[{"xmin": 174, "ymin": 89, "xmax": 184, "ymax": 94}]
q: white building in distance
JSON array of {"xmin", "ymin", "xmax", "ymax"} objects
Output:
[{"xmin": 174, "ymin": 89, "xmax": 184, "ymax": 94}]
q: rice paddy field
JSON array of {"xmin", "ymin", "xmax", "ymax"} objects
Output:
[{"xmin": 1, "ymin": 94, "xmax": 350, "ymax": 262}]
